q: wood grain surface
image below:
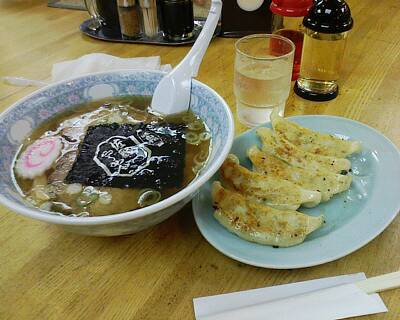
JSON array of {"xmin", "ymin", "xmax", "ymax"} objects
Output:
[{"xmin": 1, "ymin": 0, "xmax": 399, "ymax": 319}]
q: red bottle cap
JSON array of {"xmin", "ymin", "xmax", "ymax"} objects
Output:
[{"xmin": 270, "ymin": 0, "xmax": 313, "ymax": 17}]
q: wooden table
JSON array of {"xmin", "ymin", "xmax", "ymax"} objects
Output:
[{"xmin": 1, "ymin": 1, "xmax": 399, "ymax": 319}]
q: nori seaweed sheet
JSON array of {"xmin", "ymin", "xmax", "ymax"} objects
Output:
[{"xmin": 65, "ymin": 123, "xmax": 186, "ymax": 189}]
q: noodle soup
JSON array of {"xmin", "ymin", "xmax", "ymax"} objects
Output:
[{"xmin": 13, "ymin": 96, "xmax": 211, "ymax": 217}]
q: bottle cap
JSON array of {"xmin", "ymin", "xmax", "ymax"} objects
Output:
[
  {"xmin": 270, "ymin": 0, "xmax": 313, "ymax": 17},
  {"xmin": 303, "ymin": 0, "xmax": 353, "ymax": 33}
]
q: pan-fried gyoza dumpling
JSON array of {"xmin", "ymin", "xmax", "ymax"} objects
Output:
[
  {"xmin": 247, "ymin": 146, "xmax": 352, "ymax": 202},
  {"xmin": 270, "ymin": 111, "xmax": 361, "ymax": 158},
  {"xmin": 212, "ymin": 182, "xmax": 324, "ymax": 247},
  {"xmin": 256, "ymin": 127, "xmax": 351, "ymax": 174},
  {"xmin": 220, "ymin": 154, "xmax": 321, "ymax": 209}
]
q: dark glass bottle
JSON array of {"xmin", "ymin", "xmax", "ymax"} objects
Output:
[
  {"xmin": 160, "ymin": 0, "xmax": 195, "ymax": 41},
  {"xmin": 294, "ymin": 0, "xmax": 353, "ymax": 101}
]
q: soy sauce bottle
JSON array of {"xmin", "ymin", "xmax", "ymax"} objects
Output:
[
  {"xmin": 160, "ymin": 0, "xmax": 195, "ymax": 41},
  {"xmin": 294, "ymin": 0, "xmax": 353, "ymax": 101}
]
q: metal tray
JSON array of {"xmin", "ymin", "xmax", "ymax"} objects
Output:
[{"xmin": 80, "ymin": 18, "xmax": 220, "ymax": 46}]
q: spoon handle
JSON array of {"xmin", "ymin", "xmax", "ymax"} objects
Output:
[
  {"xmin": 188, "ymin": 0, "xmax": 222, "ymax": 77},
  {"xmin": 150, "ymin": 0, "xmax": 222, "ymax": 115}
]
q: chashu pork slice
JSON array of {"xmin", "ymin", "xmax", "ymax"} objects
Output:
[
  {"xmin": 220, "ymin": 154, "xmax": 321, "ymax": 209},
  {"xmin": 256, "ymin": 127, "xmax": 351, "ymax": 174},
  {"xmin": 270, "ymin": 111, "xmax": 361, "ymax": 158},
  {"xmin": 247, "ymin": 146, "xmax": 352, "ymax": 202},
  {"xmin": 212, "ymin": 182, "xmax": 324, "ymax": 247}
]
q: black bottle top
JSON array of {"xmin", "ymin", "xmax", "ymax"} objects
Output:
[{"xmin": 303, "ymin": 0, "xmax": 353, "ymax": 33}]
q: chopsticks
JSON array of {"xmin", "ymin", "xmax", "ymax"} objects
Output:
[
  {"xmin": 198, "ymin": 271, "xmax": 400, "ymax": 320},
  {"xmin": 356, "ymin": 271, "xmax": 400, "ymax": 294}
]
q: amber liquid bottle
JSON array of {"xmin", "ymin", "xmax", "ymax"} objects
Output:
[
  {"xmin": 294, "ymin": 0, "xmax": 353, "ymax": 101},
  {"xmin": 296, "ymin": 31, "xmax": 347, "ymax": 96},
  {"xmin": 270, "ymin": 0, "xmax": 313, "ymax": 81}
]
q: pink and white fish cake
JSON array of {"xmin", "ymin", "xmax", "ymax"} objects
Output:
[{"xmin": 15, "ymin": 137, "xmax": 62, "ymax": 179}]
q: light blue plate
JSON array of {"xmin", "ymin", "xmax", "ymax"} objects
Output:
[{"xmin": 193, "ymin": 115, "xmax": 400, "ymax": 269}]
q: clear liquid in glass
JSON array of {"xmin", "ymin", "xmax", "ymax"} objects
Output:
[{"xmin": 234, "ymin": 59, "xmax": 291, "ymax": 126}]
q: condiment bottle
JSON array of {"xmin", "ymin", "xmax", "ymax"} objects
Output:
[
  {"xmin": 294, "ymin": 0, "xmax": 353, "ymax": 101},
  {"xmin": 117, "ymin": 0, "xmax": 141, "ymax": 39},
  {"xmin": 160, "ymin": 0, "xmax": 195, "ymax": 41},
  {"xmin": 270, "ymin": 0, "xmax": 313, "ymax": 80}
]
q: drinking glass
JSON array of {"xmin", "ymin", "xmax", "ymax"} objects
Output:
[{"xmin": 234, "ymin": 34, "xmax": 295, "ymax": 127}]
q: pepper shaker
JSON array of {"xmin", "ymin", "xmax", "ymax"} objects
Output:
[
  {"xmin": 117, "ymin": 0, "xmax": 142, "ymax": 39},
  {"xmin": 294, "ymin": 0, "xmax": 353, "ymax": 101}
]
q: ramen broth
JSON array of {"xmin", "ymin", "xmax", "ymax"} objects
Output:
[{"xmin": 13, "ymin": 96, "xmax": 211, "ymax": 216}]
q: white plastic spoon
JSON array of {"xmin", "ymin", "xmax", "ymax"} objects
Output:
[{"xmin": 150, "ymin": 0, "xmax": 222, "ymax": 115}]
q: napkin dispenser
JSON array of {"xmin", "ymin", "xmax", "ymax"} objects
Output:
[{"xmin": 220, "ymin": 0, "xmax": 272, "ymax": 37}]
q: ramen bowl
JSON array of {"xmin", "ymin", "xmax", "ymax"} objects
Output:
[{"xmin": 0, "ymin": 70, "xmax": 234, "ymax": 236}]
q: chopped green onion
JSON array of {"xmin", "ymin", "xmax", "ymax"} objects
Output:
[
  {"xmin": 192, "ymin": 163, "xmax": 204, "ymax": 174},
  {"xmin": 194, "ymin": 149, "xmax": 209, "ymax": 165},
  {"xmin": 66, "ymin": 183, "xmax": 83, "ymax": 195},
  {"xmin": 182, "ymin": 113, "xmax": 195, "ymax": 123},
  {"xmin": 39, "ymin": 202, "xmax": 53, "ymax": 211},
  {"xmin": 138, "ymin": 189, "xmax": 161, "ymax": 208},
  {"xmin": 188, "ymin": 120, "xmax": 204, "ymax": 131},
  {"xmin": 199, "ymin": 131, "xmax": 211, "ymax": 141},
  {"xmin": 76, "ymin": 187, "xmax": 99, "ymax": 207},
  {"xmin": 99, "ymin": 193, "xmax": 112, "ymax": 205},
  {"xmin": 185, "ymin": 132, "xmax": 201, "ymax": 145}
]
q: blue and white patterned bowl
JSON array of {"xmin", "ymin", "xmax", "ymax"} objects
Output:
[{"xmin": 0, "ymin": 70, "xmax": 234, "ymax": 236}]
